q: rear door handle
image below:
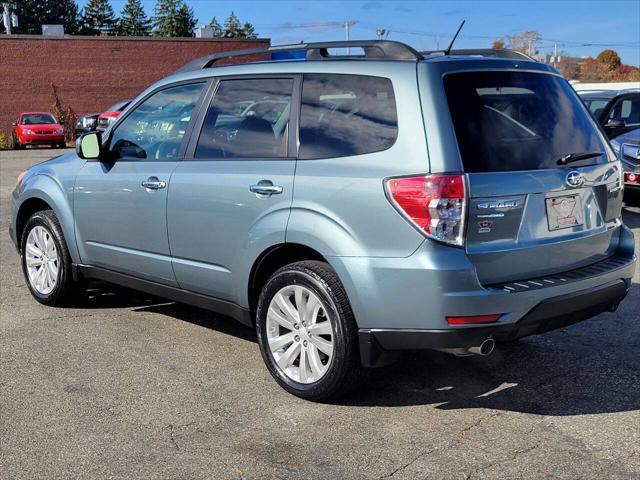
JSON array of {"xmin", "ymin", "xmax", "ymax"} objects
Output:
[
  {"xmin": 249, "ymin": 181, "xmax": 283, "ymax": 196},
  {"xmin": 141, "ymin": 176, "xmax": 166, "ymax": 190}
]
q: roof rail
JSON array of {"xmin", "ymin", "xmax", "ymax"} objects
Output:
[
  {"xmin": 176, "ymin": 40, "xmax": 423, "ymax": 73},
  {"xmin": 422, "ymin": 48, "xmax": 536, "ymax": 61}
]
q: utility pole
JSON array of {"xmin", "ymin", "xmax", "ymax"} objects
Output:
[{"xmin": 344, "ymin": 21, "xmax": 355, "ymax": 54}]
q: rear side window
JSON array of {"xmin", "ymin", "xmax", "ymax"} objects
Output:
[
  {"xmin": 444, "ymin": 71, "xmax": 606, "ymax": 173},
  {"xmin": 195, "ymin": 78, "xmax": 293, "ymax": 159},
  {"xmin": 299, "ymin": 74, "xmax": 398, "ymax": 159}
]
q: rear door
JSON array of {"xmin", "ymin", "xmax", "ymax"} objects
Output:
[
  {"xmin": 167, "ymin": 76, "xmax": 298, "ymax": 303},
  {"xmin": 442, "ymin": 70, "xmax": 623, "ymax": 285}
]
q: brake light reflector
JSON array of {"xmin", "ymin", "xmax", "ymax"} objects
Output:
[
  {"xmin": 386, "ymin": 174, "xmax": 467, "ymax": 246},
  {"xmin": 447, "ymin": 314, "xmax": 502, "ymax": 325}
]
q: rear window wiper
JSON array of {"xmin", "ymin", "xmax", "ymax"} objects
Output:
[{"xmin": 556, "ymin": 151, "xmax": 603, "ymax": 165}]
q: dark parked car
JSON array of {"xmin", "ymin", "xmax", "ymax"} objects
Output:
[
  {"xmin": 578, "ymin": 89, "xmax": 640, "ymax": 139},
  {"xmin": 610, "ymin": 127, "xmax": 640, "ymax": 204},
  {"xmin": 96, "ymin": 100, "xmax": 131, "ymax": 133},
  {"xmin": 75, "ymin": 112, "xmax": 100, "ymax": 137}
]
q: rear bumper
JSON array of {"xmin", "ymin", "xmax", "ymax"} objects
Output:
[{"xmin": 359, "ymin": 279, "xmax": 629, "ymax": 367}]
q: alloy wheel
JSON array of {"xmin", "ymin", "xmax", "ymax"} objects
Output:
[
  {"xmin": 266, "ymin": 285, "xmax": 335, "ymax": 384},
  {"xmin": 25, "ymin": 225, "xmax": 59, "ymax": 295}
]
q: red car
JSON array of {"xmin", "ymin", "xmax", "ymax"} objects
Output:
[
  {"xmin": 12, "ymin": 112, "xmax": 65, "ymax": 149},
  {"xmin": 96, "ymin": 99, "xmax": 131, "ymax": 132}
]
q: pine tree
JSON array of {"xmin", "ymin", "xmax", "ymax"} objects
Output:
[
  {"xmin": 223, "ymin": 11, "xmax": 241, "ymax": 38},
  {"xmin": 209, "ymin": 16, "xmax": 223, "ymax": 37},
  {"xmin": 153, "ymin": 0, "xmax": 195, "ymax": 37},
  {"xmin": 153, "ymin": 0, "xmax": 179, "ymax": 36},
  {"xmin": 11, "ymin": 0, "xmax": 80, "ymax": 35},
  {"xmin": 118, "ymin": 0, "xmax": 151, "ymax": 36},
  {"xmin": 175, "ymin": 2, "xmax": 197, "ymax": 37},
  {"xmin": 240, "ymin": 21, "xmax": 257, "ymax": 39},
  {"xmin": 80, "ymin": 0, "xmax": 118, "ymax": 35}
]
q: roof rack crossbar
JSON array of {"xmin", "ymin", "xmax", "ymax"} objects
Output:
[
  {"xmin": 422, "ymin": 48, "xmax": 535, "ymax": 61},
  {"xmin": 176, "ymin": 40, "xmax": 423, "ymax": 73}
]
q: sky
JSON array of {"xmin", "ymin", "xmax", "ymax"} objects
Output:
[{"xmin": 84, "ymin": 0, "xmax": 640, "ymax": 65}]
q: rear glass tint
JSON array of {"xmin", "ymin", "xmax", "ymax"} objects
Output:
[
  {"xmin": 444, "ymin": 71, "xmax": 606, "ymax": 172},
  {"xmin": 299, "ymin": 74, "xmax": 398, "ymax": 159}
]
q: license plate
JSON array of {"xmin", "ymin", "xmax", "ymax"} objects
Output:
[{"xmin": 546, "ymin": 194, "xmax": 583, "ymax": 231}]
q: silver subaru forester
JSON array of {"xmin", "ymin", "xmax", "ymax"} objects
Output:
[{"xmin": 10, "ymin": 41, "xmax": 637, "ymax": 400}]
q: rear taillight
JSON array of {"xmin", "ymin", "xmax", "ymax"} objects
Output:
[
  {"xmin": 625, "ymin": 172, "xmax": 638, "ymax": 184},
  {"xmin": 447, "ymin": 314, "xmax": 502, "ymax": 325},
  {"xmin": 386, "ymin": 174, "xmax": 467, "ymax": 246}
]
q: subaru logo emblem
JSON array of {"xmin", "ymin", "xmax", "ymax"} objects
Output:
[{"xmin": 565, "ymin": 171, "xmax": 584, "ymax": 188}]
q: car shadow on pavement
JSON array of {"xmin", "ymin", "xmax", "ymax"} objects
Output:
[{"xmin": 76, "ymin": 281, "xmax": 257, "ymax": 343}]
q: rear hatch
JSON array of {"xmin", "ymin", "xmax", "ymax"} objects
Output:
[{"xmin": 443, "ymin": 70, "xmax": 623, "ymax": 285}]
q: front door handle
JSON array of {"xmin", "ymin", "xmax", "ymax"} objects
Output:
[
  {"xmin": 141, "ymin": 176, "xmax": 166, "ymax": 190},
  {"xmin": 249, "ymin": 181, "xmax": 283, "ymax": 196}
]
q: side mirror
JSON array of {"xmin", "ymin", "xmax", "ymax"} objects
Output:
[
  {"xmin": 605, "ymin": 118, "xmax": 625, "ymax": 128},
  {"xmin": 76, "ymin": 132, "xmax": 103, "ymax": 160}
]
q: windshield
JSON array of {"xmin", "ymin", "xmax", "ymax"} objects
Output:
[
  {"xmin": 21, "ymin": 113, "xmax": 57, "ymax": 125},
  {"xmin": 444, "ymin": 71, "xmax": 607, "ymax": 172},
  {"xmin": 582, "ymin": 97, "xmax": 610, "ymax": 115}
]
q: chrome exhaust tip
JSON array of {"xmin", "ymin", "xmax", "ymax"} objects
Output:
[
  {"xmin": 436, "ymin": 338, "xmax": 496, "ymax": 357},
  {"xmin": 467, "ymin": 338, "xmax": 495, "ymax": 356}
]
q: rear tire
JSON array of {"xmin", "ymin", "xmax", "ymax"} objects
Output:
[
  {"xmin": 20, "ymin": 210, "xmax": 80, "ymax": 306},
  {"xmin": 256, "ymin": 260, "xmax": 367, "ymax": 401}
]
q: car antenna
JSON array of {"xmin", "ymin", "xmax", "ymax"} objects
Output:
[{"xmin": 444, "ymin": 20, "xmax": 466, "ymax": 55}]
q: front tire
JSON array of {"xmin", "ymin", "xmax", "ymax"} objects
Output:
[
  {"xmin": 20, "ymin": 210, "xmax": 79, "ymax": 306},
  {"xmin": 256, "ymin": 261, "xmax": 367, "ymax": 401}
]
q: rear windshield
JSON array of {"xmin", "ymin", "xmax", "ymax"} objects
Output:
[
  {"xmin": 21, "ymin": 113, "xmax": 56, "ymax": 125},
  {"xmin": 444, "ymin": 71, "xmax": 606, "ymax": 172}
]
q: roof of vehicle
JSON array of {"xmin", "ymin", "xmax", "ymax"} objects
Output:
[
  {"xmin": 578, "ymin": 89, "xmax": 640, "ymax": 99},
  {"xmin": 19, "ymin": 111, "xmax": 55, "ymax": 115}
]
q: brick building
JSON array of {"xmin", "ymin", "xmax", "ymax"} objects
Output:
[{"xmin": 0, "ymin": 35, "xmax": 270, "ymax": 137}]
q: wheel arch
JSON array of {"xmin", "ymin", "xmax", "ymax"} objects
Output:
[
  {"xmin": 15, "ymin": 176, "xmax": 79, "ymax": 263},
  {"xmin": 247, "ymin": 243, "xmax": 327, "ymax": 316}
]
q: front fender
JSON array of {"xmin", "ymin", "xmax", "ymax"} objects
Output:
[{"xmin": 16, "ymin": 173, "xmax": 80, "ymax": 264}]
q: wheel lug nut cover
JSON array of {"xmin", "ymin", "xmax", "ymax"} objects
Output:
[{"xmin": 294, "ymin": 335, "xmax": 300, "ymax": 342}]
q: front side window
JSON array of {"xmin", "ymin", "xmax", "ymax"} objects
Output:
[
  {"xmin": 195, "ymin": 78, "xmax": 293, "ymax": 158},
  {"xmin": 444, "ymin": 71, "xmax": 607, "ymax": 172},
  {"xmin": 109, "ymin": 83, "xmax": 204, "ymax": 161},
  {"xmin": 299, "ymin": 74, "xmax": 398, "ymax": 160}
]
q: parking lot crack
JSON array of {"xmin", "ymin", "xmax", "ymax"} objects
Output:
[
  {"xmin": 165, "ymin": 422, "xmax": 195, "ymax": 452},
  {"xmin": 377, "ymin": 448, "xmax": 437, "ymax": 479}
]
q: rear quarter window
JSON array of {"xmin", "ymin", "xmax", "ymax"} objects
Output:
[
  {"xmin": 444, "ymin": 71, "xmax": 607, "ymax": 172},
  {"xmin": 299, "ymin": 74, "xmax": 398, "ymax": 159}
]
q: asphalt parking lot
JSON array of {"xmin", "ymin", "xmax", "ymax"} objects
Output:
[{"xmin": 1, "ymin": 148, "xmax": 639, "ymax": 479}]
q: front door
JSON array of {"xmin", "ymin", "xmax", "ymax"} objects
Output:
[
  {"xmin": 167, "ymin": 76, "xmax": 298, "ymax": 304},
  {"xmin": 74, "ymin": 82, "xmax": 206, "ymax": 286}
]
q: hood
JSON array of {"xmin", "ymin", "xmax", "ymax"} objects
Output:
[{"xmin": 611, "ymin": 128, "xmax": 640, "ymax": 145}]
